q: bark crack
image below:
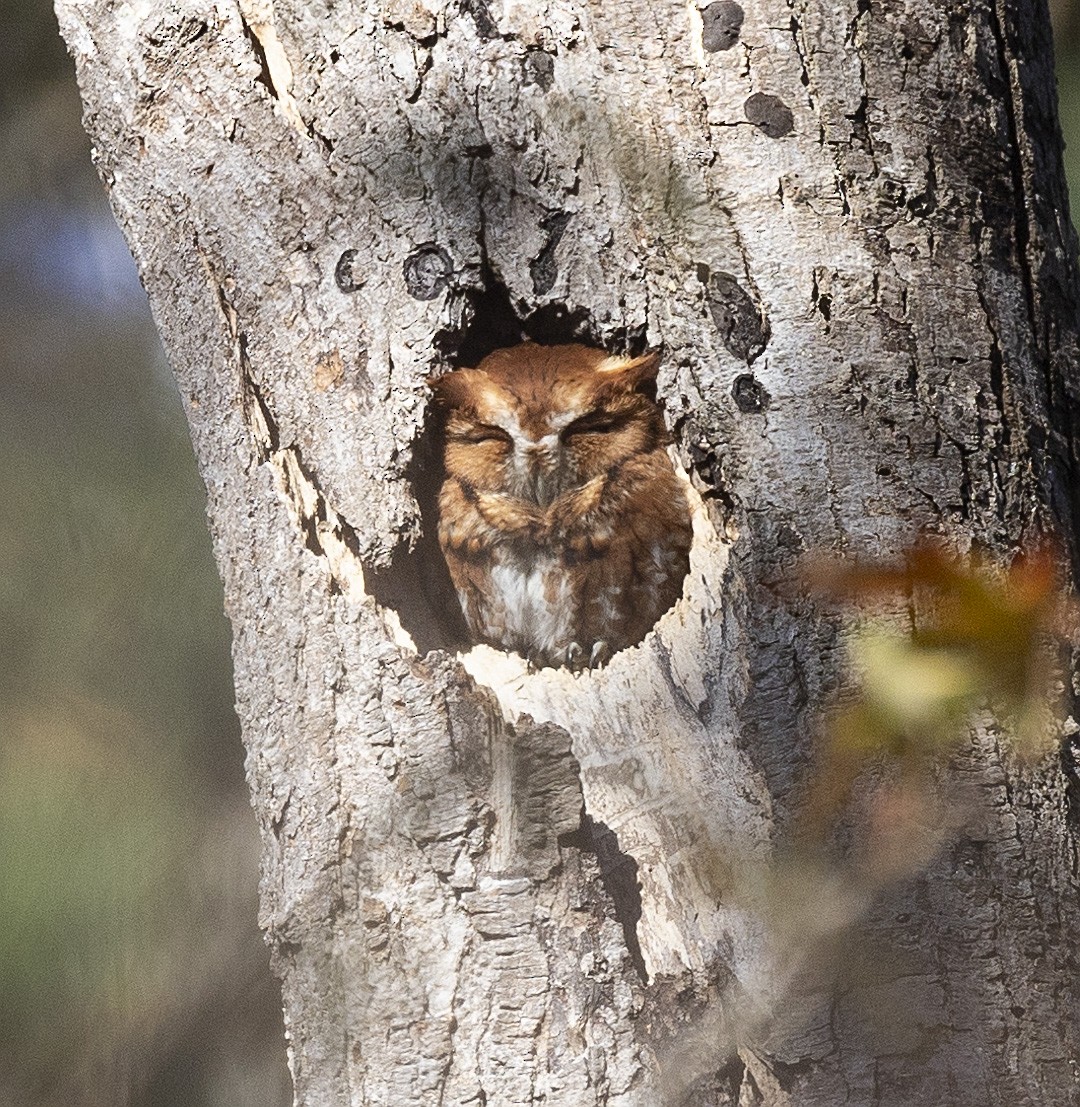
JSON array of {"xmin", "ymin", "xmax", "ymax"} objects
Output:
[
  {"xmin": 785, "ymin": 3, "xmax": 816, "ymax": 114},
  {"xmin": 843, "ymin": 0, "xmax": 877, "ymax": 176},
  {"xmin": 237, "ymin": 1, "xmax": 309, "ymax": 138},
  {"xmin": 236, "ymin": 0, "xmax": 334, "ymax": 159},
  {"xmin": 973, "ymin": 247, "xmax": 1013, "ymax": 521},
  {"xmin": 985, "ymin": 0, "xmax": 1039, "ymax": 354}
]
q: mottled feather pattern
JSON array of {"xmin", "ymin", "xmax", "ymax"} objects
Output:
[{"xmin": 431, "ymin": 343, "xmax": 691, "ymax": 669}]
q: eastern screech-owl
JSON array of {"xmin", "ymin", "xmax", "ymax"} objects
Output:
[{"xmin": 431, "ymin": 342, "xmax": 692, "ymax": 669}]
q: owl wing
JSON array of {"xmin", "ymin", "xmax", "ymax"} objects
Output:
[
  {"xmin": 547, "ymin": 452, "xmax": 692, "ymax": 653},
  {"xmin": 437, "ymin": 477, "xmax": 545, "ymax": 647}
]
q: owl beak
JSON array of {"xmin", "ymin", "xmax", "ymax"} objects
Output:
[{"xmin": 519, "ymin": 435, "xmax": 560, "ymax": 506}]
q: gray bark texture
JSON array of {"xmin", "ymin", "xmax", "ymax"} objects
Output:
[{"xmin": 56, "ymin": 0, "xmax": 1080, "ymax": 1103}]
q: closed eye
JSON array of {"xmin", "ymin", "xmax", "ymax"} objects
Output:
[
  {"xmin": 450, "ymin": 423, "xmax": 513, "ymax": 445},
  {"xmin": 563, "ymin": 410, "xmax": 624, "ymax": 438}
]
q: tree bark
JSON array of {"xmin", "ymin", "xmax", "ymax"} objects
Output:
[{"xmin": 56, "ymin": 0, "xmax": 1080, "ymax": 1103}]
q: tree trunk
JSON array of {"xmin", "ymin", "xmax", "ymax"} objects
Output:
[{"xmin": 56, "ymin": 0, "xmax": 1080, "ymax": 1103}]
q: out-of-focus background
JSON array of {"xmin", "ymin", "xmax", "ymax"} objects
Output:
[
  {"xmin": 0, "ymin": 3, "xmax": 292, "ymax": 1105},
  {"xmin": 1060, "ymin": 4, "xmax": 1080, "ymax": 196},
  {"xmin": 2, "ymin": 2, "xmax": 1079, "ymax": 1105}
]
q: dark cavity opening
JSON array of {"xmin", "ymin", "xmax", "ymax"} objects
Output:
[
  {"xmin": 369, "ymin": 268, "xmax": 651, "ymax": 660},
  {"xmin": 440, "ymin": 265, "xmax": 647, "ymax": 368},
  {"xmin": 363, "ymin": 404, "xmax": 471, "ymax": 657}
]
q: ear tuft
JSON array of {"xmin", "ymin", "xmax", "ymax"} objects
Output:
[
  {"xmin": 428, "ymin": 368, "xmax": 490, "ymax": 412},
  {"xmin": 595, "ymin": 351, "xmax": 661, "ymax": 388},
  {"xmin": 428, "ymin": 369, "xmax": 465, "ymax": 407}
]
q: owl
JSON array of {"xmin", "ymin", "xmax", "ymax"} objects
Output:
[{"xmin": 430, "ymin": 342, "xmax": 691, "ymax": 669}]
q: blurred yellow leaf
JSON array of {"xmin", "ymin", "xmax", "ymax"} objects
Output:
[
  {"xmin": 798, "ymin": 542, "xmax": 1071, "ymax": 852},
  {"xmin": 852, "ymin": 629, "xmax": 979, "ymax": 737}
]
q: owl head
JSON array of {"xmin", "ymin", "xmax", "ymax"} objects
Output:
[{"xmin": 429, "ymin": 343, "xmax": 667, "ymax": 507}]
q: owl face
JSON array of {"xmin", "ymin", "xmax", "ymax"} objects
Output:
[{"xmin": 431, "ymin": 344, "xmax": 665, "ymax": 509}]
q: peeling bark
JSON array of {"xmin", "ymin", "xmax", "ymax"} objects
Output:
[{"xmin": 56, "ymin": 0, "xmax": 1080, "ymax": 1103}]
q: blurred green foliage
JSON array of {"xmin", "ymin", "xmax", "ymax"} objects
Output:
[
  {"xmin": 0, "ymin": 274, "xmax": 290, "ymax": 1107},
  {"xmin": 0, "ymin": 3, "xmax": 290, "ymax": 1102}
]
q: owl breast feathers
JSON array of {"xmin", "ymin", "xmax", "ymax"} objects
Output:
[{"xmin": 431, "ymin": 342, "xmax": 691, "ymax": 669}]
